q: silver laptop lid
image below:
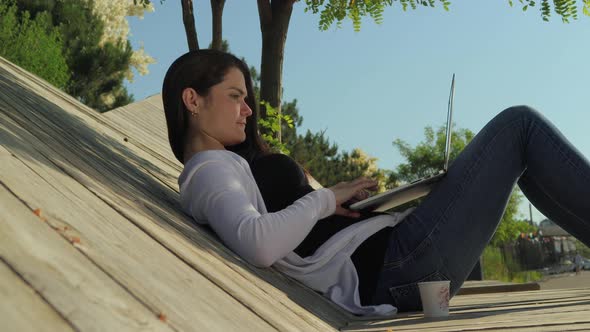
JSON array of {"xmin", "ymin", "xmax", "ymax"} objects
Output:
[{"xmin": 443, "ymin": 74, "xmax": 455, "ymax": 171}]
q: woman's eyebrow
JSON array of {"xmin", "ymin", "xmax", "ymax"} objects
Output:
[{"xmin": 228, "ymin": 86, "xmax": 246, "ymax": 96}]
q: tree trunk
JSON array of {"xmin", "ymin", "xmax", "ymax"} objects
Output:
[
  {"xmin": 210, "ymin": 0, "xmax": 226, "ymax": 50},
  {"xmin": 181, "ymin": 0, "xmax": 199, "ymax": 51},
  {"xmin": 257, "ymin": 0, "xmax": 295, "ymax": 143}
]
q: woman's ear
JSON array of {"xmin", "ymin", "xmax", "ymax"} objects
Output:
[{"xmin": 182, "ymin": 88, "xmax": 200, "ymax": 114}]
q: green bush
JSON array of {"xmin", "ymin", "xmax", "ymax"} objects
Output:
[
  {"xmin": 259, "ymin": 101, "xmax": 294, "ymax": 154},
  {"xmin": 0, "ymin": 2, "xmax": 69, "ymax": 89},
  {"xmin": 575, "ymin": 239, "xmax": 590, "ymax": 257},
  {"xmin": 482, "ymin": 246, "xmax": 543, "ymax": 283}
]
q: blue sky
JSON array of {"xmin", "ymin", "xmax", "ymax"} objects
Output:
[{"xmin": 126, "ymin": 1, "xmax": 590, "ymax": 222}]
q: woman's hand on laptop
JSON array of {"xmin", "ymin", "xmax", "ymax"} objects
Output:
[{"xmin": 329, "ymin": 177, "xmax": 378, "ymax": 218}]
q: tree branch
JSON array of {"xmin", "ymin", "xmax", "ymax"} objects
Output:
[
  {"xmin": 257, "ymin": 0, "xmax": 272, "ymax": 27},
  {"xmin": 181, "ymin": 0, "xmax": 199, "ymax": 51},
  {"xmin": 210, "ymin": 0, "xmax": 226, "ymax": 50}
]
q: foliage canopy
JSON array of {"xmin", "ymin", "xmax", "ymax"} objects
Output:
[{"xmin": 0, "ymin": 2, "xmax": 69, "ymax": 89}]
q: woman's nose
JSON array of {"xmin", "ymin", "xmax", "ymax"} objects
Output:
[{"xmin": 241, "ymin": 101, "xmax": 253, "ymax": 117}]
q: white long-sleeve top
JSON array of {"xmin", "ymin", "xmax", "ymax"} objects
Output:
[{"xmin": 178, "ymin": 150, "xmax": 412, "ymax": 316}]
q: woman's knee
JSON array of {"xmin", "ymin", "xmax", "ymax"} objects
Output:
[
  {"xmin": 483, "ymin": 105, "xmax": 546, "ymax": 134},
  {"xmin": 499, "ymin": 105, "xmax": 543, "ymax": 122}
]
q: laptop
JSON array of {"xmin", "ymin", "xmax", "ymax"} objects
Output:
[{"xmin": 349, "ymin": 74, "xmax": 456, "ymax": 212}]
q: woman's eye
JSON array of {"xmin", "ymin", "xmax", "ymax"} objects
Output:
[{"xmin": 230, "ymin": 94, "xmax": 240, "ymax": 100}]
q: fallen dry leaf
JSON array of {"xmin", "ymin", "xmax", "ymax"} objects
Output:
[
  {"xmin": 70, "ymin": 237, "xmax": 81, "ymax": 244},
  {"xmin": 33, "ymin": 208, "xmax": 47, "ymax": 222}
]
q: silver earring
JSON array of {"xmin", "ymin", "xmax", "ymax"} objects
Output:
[{"xmin": 189, "ymin": 104, "xmax": 198, "ymax": 117}]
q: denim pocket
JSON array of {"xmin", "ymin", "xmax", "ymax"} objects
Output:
[{"xmin": 388, "ymin": 270, "xmax": 449, "ymax": 312}]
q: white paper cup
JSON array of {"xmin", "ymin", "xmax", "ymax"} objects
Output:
[{"xmin": 418, "ymin": 280, "xmax": 451, "ymax": 317}]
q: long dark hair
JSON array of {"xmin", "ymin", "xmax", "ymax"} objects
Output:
[{"xmin": 162, "ymin": 49, "xmax": 269, "ymax": 164}]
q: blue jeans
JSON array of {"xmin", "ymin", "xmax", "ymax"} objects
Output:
[{"xmin": 371, "ymin": 106, "xmax": 590, "ymax": 311}]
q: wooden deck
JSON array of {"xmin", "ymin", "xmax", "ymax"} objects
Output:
[
  {"xmin": 1, "ymin": 55, "xmax": 589, "ymax": 331},
  {"xmin": 346, "ymin": 288, "xmax": 590, "ymax": 331}
]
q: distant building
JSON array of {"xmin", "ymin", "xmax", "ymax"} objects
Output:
[
  {"xmin": 538, "ymin": 219, "xmax": 577, "ymax": 261},
  {"xmin": 538, "ymin": 219, "xmax": 570, "ymax": 237}
]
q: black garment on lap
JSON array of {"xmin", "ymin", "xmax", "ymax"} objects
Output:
[{"xmin": 250, "ymin": 153, "xmax": 392, "ymax": 305}]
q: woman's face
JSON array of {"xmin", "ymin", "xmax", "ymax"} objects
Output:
[{"xmin": 193, "ymin": 67, "xmax": 253, "ymax": 146}]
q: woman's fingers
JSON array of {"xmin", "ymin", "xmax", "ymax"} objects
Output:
[
  {"xmin": 334, "ymin": 206, "xmax": 361, "ymax": 218},
  {"xmin": 351, "ymin": 177, "xmax": 373, "ymax": 186},
  {"xmin": 328, "ymin": 177, "xmax": 379, "ymax": 209},
  {"xmin": 354, "ymin": 189, "xmax": 370, "ymax": 200},
  {"xmin": 353, "ymin": 178, "xmax": 378, "ymax": 193}
]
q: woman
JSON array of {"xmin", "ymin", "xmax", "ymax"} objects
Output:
[{"xmin": 163, "ymin": 49, "xmax": 590, "ymax": 316}]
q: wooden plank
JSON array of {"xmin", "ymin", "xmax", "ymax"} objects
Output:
[
  {"xmin": 343, "ymin": 289, "xmax": 590, "ymax": 331},
  {"xmin": 0, "ymin": 181, "xmax": 173, "ymax": 332},
  {"xmin": 497, "ymin": 323, "xmax": 590, "ymax": 331},
  {"xmin": 0, "ymin": 260, "xmax": 75, "ymax": 332},
  {"xmin": 452, "ymin": 288, "xmax": 590, "ymax": 308},
  {"xmin": 0, "ymin": 58, "xmax": 346, "ymax": 330},
  {"xmin": 0, "ymin": 126, "xmax": 276, "ymax": 331},
  {"xmin": 104, "ymin": 94, "xmax": 180, "ymax": 170},
  {"xmin": 456, "ymin": 281, "xmax": 540, "ymax": 295}
]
